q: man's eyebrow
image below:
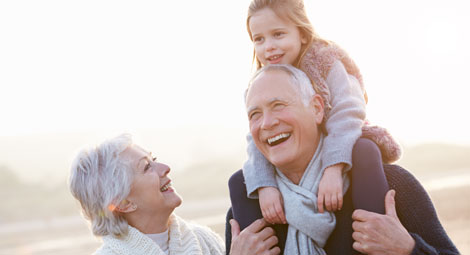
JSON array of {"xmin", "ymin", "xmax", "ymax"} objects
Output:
[
  {"xmin": 247, "ymin": 105, "xmax": 259, "ymax": 113},
  {"xmin": 268, "ymin": 97, "xmax": 286, "ymax": 104}
]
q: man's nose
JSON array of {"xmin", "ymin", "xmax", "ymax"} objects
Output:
[{"xmin": 261, "ymin": 111, "xmax": 279, "ymax": 130}]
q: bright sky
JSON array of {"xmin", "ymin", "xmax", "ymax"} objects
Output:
[{"xmin": 1, "ymin": 0, "xmax": 469, "ymax": 146}]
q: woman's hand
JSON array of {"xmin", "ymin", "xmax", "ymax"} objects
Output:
[
  {"xmin": 317, "ymin": 164, "xmax": 344, "ymax": 213},
  {"xmin": 259, "ymin": 187, "xmax": 287, "ymax": 224}
]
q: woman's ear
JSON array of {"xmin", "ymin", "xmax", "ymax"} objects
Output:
[{"xmin": 115, "ymin": 199, "xmax": 137, "ymax": 213}]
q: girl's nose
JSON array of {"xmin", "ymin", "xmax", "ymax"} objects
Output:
[{"xmin": 265, "ymin": 38, "xmax": 276, "ymax": 52}]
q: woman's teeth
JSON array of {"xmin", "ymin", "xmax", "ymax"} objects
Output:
[{"xmin": 160, "ymin": 183, "xmax": 171, "ymax": 192}]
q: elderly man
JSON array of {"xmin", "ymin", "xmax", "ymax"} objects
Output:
[{"xmin": 225, "ymin": 64, "xmax": 458, "ymax": 254}]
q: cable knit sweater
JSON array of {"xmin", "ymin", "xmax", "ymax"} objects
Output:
[{"xmin": 95, "ymin": 214, "xmax": 224, "ymax": 255}]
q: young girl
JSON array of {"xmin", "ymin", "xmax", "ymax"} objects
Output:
[{"xmin": 229, "ymin": 0, "xmax": 402, "ymax": 252}]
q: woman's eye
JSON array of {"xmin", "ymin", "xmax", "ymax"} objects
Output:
[{"xmin": 144, "ymin": 162, "xmax": 151, "ymax": 172}]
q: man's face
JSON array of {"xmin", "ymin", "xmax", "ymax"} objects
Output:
[{"xmin": 246, "ymin": 70, "xmax": 323, "ymax": 173}]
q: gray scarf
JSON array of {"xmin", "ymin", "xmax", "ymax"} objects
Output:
[{"xmin": 276, "ymin": 136, "xmax": 350, "ymax": 254}]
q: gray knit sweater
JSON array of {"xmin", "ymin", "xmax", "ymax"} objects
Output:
[{"xmin": 243, "ymin": 60, "xmax": 365, "ymax": 198}]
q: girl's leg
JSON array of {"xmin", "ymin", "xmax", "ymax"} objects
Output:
[
  {"xmin": 228, "ymin": 169, "xmax": 263, "ymax": 230},
  {"xmin": 351, "ymin": 138, "xmax": 389, "ymax": 214},
  {"xmin": 228, "ymin": 169, "xmax": 287, "ymax": 253}
]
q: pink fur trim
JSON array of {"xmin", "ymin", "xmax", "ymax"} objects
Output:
[{"xmin": 300, "ymin": 41, "xmax": 402, "ymax": 162}]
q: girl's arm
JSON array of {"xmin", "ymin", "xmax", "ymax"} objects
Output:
[
  {"xmin": 321, "ymin": 60, "xmax": 366, "ymax": 173},
  {"xmin": 242, "ymin": 133, "xmax": 277, "ymax": 199}
]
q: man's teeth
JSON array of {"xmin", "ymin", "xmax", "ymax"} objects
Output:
[
  {"xmin": 160, "ymin": 183, "xmax": 171, "ymax": 192},
  {"xmin": 267, "ymin": 133, "xmax": 290, "ymax": 145}
]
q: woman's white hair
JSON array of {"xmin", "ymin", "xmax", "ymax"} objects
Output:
[
  {"xmin": 69, "ymin": 134, "xmax": 134, "ymax": 238},
  {"xmin": 246, "ymin": 64, "xmax": 316, "ymax": 106}
]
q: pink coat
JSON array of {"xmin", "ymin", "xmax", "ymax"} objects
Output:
[{"xmin": 300, "ymin": 41, "xmax": 402, "ymax": 163}]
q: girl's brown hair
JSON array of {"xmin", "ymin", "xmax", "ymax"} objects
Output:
[{"xmin": 246, "ymin": 0, "xmax": 329, "ymax": 69}]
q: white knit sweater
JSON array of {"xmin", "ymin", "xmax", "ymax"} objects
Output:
[{"xmin": 94, "ymin": 214, "xmax": 224, "ymax": 255}]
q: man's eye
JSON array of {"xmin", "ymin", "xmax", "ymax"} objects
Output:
[
  {"xmin": 273, "ymin": 103, "xmax": 285, "ymax": 109},
  {"xmin": 249, "ymin": 112, "xmax": 260, "ymax": 120}
]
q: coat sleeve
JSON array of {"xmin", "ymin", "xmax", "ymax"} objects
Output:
[
  {"xmin": 242, "ymin": 132, "xmax": 277, "ymax": 198},
  {"xmin": 321, "ymin": 60, "xmax": 366, "ymax": 172},
  {"xmin": 384, "ymin": 165, "xmax": 460, "ymax": 255}
]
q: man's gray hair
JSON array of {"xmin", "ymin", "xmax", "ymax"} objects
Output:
[
  {"xmin": 69, "ymin": 134, "xmax": 134, "ymax": 238},
  {"xmin": 246, "ymin": 64, "xmax": 316, "ymax": 106}
]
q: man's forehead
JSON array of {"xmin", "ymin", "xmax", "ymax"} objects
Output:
[{"xmin": 247, "ymin": 71, "xmax": 296, "ymax": 103}]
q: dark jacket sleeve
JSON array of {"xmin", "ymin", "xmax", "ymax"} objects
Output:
[
  {"xmin": 384, "ymin": 165, "xmax": 459, "ymax": 255},
  {"xmin": 225, "ymin": 208, "xmax": 233, "ymax": 255}
]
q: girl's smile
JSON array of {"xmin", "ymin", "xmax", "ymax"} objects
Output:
[{"xmin": 249, "ymin": 8, "xmax": 307, "ymax": 66}]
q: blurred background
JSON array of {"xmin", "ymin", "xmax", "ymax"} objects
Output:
[{"xmin": 1, "ymin": 0, "xmax": 469, "ymax": 254}]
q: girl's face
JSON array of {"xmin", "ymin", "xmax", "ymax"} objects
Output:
[{"xmin": 249, "ymin": 8, "xmax": 307, "ymax": 66}]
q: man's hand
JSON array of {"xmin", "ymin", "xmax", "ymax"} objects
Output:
[
  {"xmin": 317, "ymin": 164, "xmax": 344, "ymax": 213},
  {"xmin": 230, "ymin": 218, "xmax": 281, "ymax": 255},
  {"xmin": 259, "ymin": 187, "xmax": 286, "ymax": 224},
  {"xmin": 352, "ymin": 190, "xmax": 415, "ymax": 255}
]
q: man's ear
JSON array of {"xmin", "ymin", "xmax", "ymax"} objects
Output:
[
  {"xmin": 114, "ymin": 199, "xmax": 137, "ymax": 213},
  {"xmin": 310, "ymin": 94, "xmax": 324, "ymax": 124}
]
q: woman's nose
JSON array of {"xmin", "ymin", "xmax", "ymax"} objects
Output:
[{"xmin": 156, "ymin": 163, "xmax": 170, "ymax": 177}]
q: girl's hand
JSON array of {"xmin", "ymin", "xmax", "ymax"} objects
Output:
[
  {"xmin": 258, "ymin": 187, "xmax": 287, "ymax": 224},
  {"xmin": 317, "ymin": 164, "xmax": 344, "ymax": 213}
]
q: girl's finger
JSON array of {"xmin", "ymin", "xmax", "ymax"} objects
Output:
[
  {"xmin": 317, "ymin": 193, "xmax": 324, "ymax": 213},
  {"xmin": 337, "ymin": 192, "xmax": 343, "ymax": 210},
  {"xmin": 331, "ymin": 193, "xmax": 338, "ymax": 211}
]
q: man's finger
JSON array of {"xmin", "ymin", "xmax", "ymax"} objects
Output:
[
  {"xmin": 352, "ymin": 209, "xmax": 375, "ymax": 222},
  {"xmin": 245, "ymin": 218, "xmax": 267, "ymax": 233},
  {"xmin": 352, "ymin": 241, "xmax": 366, "ymax": 254},
  {"xmin": 385, "ymin": 189, "xmax": 398, "ymax": 218},
  {"xmin": 230, "ymin": 219, "xmax": 241, "ymax": 240}
]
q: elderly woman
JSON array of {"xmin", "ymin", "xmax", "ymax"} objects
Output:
[{"xmin": 69, "ymin": 134, "xmax": 280, "ymax": 255}]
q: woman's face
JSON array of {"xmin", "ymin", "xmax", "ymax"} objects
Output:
[
  {"xmin": 122, "ymin": 145, "xmax": 182, "ymax": 216},
  {"xmin": 249, "ymin": 8, "xmax": 306, "ymax": 66}
]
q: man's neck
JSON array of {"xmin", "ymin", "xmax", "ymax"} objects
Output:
[{"xmin": 279, "ymin": 134, "xmax": 323, "ymax": 185}]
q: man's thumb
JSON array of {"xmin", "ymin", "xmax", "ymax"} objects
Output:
[
  {"xmin": 230, "ymin": 219, "xmax": 241, "ymax": 240},
  {"xmin": 385, "ymin": 189, "xmax": 398, "ymax": 218}
]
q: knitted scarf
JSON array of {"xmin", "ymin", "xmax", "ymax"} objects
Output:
[
  {"xmin": 96, "ymin": 214, "xmax": 224, "ymax": 255},
  {"xmin": 276, "ymin": 136, "xmax": 349, "ymax": 255},
  {"xmin": 300, "ymin": 40, "xmax": 402, "ymax": 163}
]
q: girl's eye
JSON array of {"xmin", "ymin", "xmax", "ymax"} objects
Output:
[
  {"xmin": 253, "ymin": 36, "xmax": 264, "ymax": 43},
  {"xmin": 274, "ymin": 32, "xmax": 284, "ymax": 37}
]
